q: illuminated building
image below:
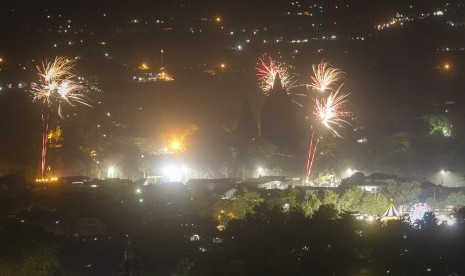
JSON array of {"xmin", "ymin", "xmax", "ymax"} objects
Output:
[
  {"xmin": 133, "ymin": 49, "xmax": 174, "ymax": 82},
  {"xmin": 155, "ymin": 49, "xmax": 174, "ymax": 82}
]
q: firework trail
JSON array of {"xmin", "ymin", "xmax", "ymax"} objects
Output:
[
  {"xmin": 256, "ymin": 57, "xmax": 296, "ymax": 93},
  {"xmin": 305, "ymin": 128, "xmax": 319, "ymax": 183},
  {"xmin": 308, "ymin": 60, "xmax": 344, "ymax": 93},
  {"xmin": 41, "ymin": 113, "xmax": 49, "ymax": 177},
  {"xmin": 30, "ymin": 56, "xmax": 93, "ymax": 178},
  {"xmin": 314, "ymin": 85, "xmax": 351, "ymax": 137},
  {"xmin": 305, "ymin": 62, "xmax": 350, "ymax": 183}
]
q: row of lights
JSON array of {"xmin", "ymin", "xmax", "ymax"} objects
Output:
[{"xmin": 35, "ymin": 177, "xmax": 58, "ymax": 183}]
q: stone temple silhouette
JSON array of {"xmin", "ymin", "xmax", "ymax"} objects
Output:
[
  {"xmin": 236, "ymin": 100, "xmax": 259, "ymax": 143},
  {"xmin": 259, "ymin": 73, "xmax": 304, "ymax": 151}
]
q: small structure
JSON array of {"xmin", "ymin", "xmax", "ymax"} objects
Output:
[
  {"xmin": 222, "ymin": 188, "xmax": 238, "ymax": 200},
  {"xmin": 239, "ymin": 176, "xmax": 296, "ymax": 190},
  {"xmin": 155, "ymin": 49, "xmax": 174, "ymax": 81},
  {"xmin": 381, "ymin": 200, "xmax": 401, "ymax": 222},
  {"xmin": 212, "ymin": 237, "xmax": 224, "ymax": 244},
  {"xmin": 133, "ymin": 49, "xmax": 174, "ymax": 82},
  {"xmin": 190, "ymin": 234, "xmax": 200, "ymax": 242},
  {"xmin": 155, "ymin": 66, "xmax": 174, "ymax": 82},
  {"xmin": 258, "ymin": 180, "xmax": 288, "ymax": 190},
  {"xmin": 186, "ymin": 178, "xmax": 237, "ymax": 198},
  {"xmin": 360, "ymin": 173, "xmax": 397, "ymax": 193}
]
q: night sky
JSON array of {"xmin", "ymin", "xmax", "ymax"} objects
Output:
[{"xmin": 1, "ymin": 0, "xmax": 465, "ymax": 181}]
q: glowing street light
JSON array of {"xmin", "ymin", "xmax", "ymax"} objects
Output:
[
  {"xmin": 171, "ymin": 140, "xmax": 181, "ymax": 152},
  {"xmin": 215, "ymin": 17, "xmax": 222, "ymax": 23},
  {"xmin": 220, "ymin": 63, "xmax": 226, "ymax": 69},
  {"xmin": 257, "ymin": 167, "xmax": 264, "ymax": 176},
  {"xmin": 440, "ymin": 169, "xmax": 449, "ymax": 185},
  {"xmin": 168, "ymin": 136, "xmax": 186, "ymax": 153},
  {"xmin": 107, "ymin": 166, "xmax": 115, "ymax": 178},
  {"xmin": 443, "ymin": 63, "xmax": 451, "ymax": 71},
  {"xmin": 346, "ymin": 168, "xmax": 357, "ymax": 177}
]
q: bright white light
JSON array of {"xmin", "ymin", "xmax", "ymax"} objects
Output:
[
  {"xmin": 163, "ymin": 164, "xmax": 189, "ymax": 182},
  {"xmin": 409, "ymin": 203, "xmax": 429, "ymax": 224},
  {"xmin": 437, "ymin": 213, "xmax": 456, "ymax": 226},
  {"xmin": 237, "ymin": 45, "xmax": 243, "ymax": 51},
  {"xmin": 347, "ymin": 168, "xmax": 356, "ymax": 176},
  {"xmin": 107, "ymin": 166, "xmax": 115, "ymax": 178},
  {"xmin": 257, "ymin": 167, "xmax": 264, "ymax": 175},
  {"xmin": 441, "ymin": 169, "xmax": 446, "ymax": 175},
  {"xmin": 136, "ymin": 188, "xmax": 141, "ymax": 194}
]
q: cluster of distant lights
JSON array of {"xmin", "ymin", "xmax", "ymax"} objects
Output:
[
  {"xmin": 131, "ymin": 18, "xmax": 166, "ymax": 24},
  {"xmin": 376, "ymin": 10, "xmax": 444, "ymax": 31},
  {"xmin": 43, "ymin": 10, "xmax": 374, "ymax": 54},
  {"xmin": 37, "ymin": 5, "xmax": 454, "ymax": 59},
  {"xmin": 447, "ymin": 21, "xmax": 464, "ymax": 27},
  {"xmin": 438, "ymin": 47, "xmax": 465, "ymax": 52},
  {"xmin": 0, "ymin": 58, "xmax": 30, "ymax": 91}
]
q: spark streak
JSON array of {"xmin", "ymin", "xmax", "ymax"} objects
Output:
[
  {"xmin": 314, "ymin": 85, "xmax": 351, "ymax": 137},
  {"xmin": 309, "ymin": 60, "xmax": 344, "ymax": 93},
  {"xmin": 31, "ymin": 57, "xmax": 91, "ymax": 116},
  {"xmin": 256, "ymin": 57, "xmax": 295, "ymax": 93}
]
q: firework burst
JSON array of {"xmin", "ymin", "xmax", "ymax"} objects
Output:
[
  {"xmin": 309, "ymin": 60, "xmax": 344, "ymax": 93},
  {"xmin": 314, "ymin": 85, "xmax": 351, "ymax": 137},
  {"xmin": 303, "ymin": 60, "xmax": 351, "ymax": 183},
  {"xmin": 256, "ymin": 57, "xmax": 295, "ymax": 93},
  {"xmin": 30, "ymin": 56, "xmax": 94, "ymax": 177},
  {"xmin": 31, "ymin": 57, "xmax": 92, "ymax": 115}
]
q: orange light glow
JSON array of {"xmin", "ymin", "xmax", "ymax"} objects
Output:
[
  {"xmin": 35, "ymin": 177, "xmax": 59, "ymax": 183},
  {"xmin": 170, "ymin": 139, "xmax": 182, "ymax": 152},
  {"xmin": 139, "ymin": 63, "xmax": 149, "ymax": 70}
]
